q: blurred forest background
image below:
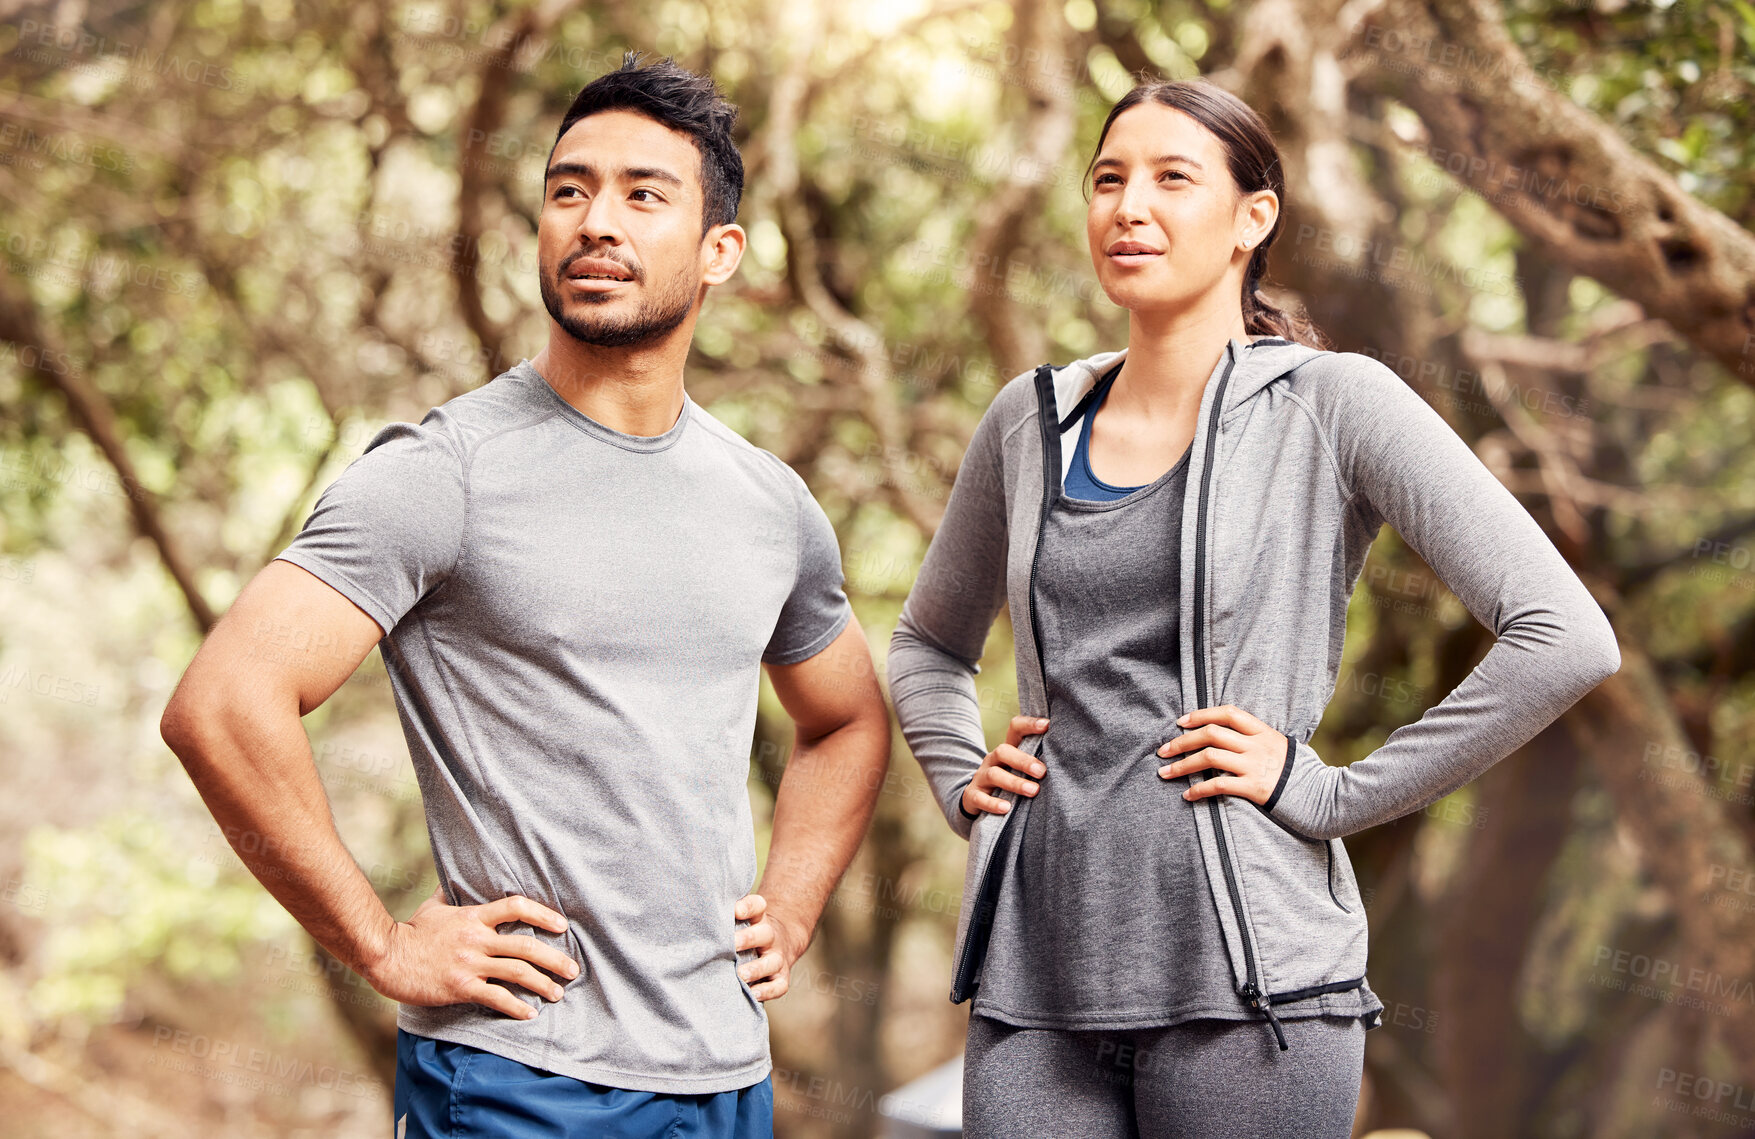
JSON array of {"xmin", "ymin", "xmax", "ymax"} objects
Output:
[{"xmin": 1, "ymin": 0, "xmax": 1753, "ymax": 1135}]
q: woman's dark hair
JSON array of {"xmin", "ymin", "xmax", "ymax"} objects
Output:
[
  {"xmin": 552, "ymin": 52, "xmax": 744, "ymax": 233},
  {"xmin": 1085, "ymin": 79, "xmax": 1328, "ymax": 349}
]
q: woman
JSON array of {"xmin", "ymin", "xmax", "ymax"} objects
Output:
[{"xmin": 887, "ymin": 79, "xmax": 1620, "ymax": 1137}]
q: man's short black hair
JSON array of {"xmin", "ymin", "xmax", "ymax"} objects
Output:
[{"xmin": 551, "ymin": 52, "xmax": 743, "ymax": 233}]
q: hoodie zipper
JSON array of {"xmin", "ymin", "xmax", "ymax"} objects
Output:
[
  {"xmin": 1192, "ymin": 347, "xmax": 1289, "ymax": 1052},
  {"xmin": 949, "ymin": 364, "xmax": 1060, "ymax": 1004}
]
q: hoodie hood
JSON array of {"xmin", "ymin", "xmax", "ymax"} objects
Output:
[{"xmin": 1047, "ymin": 336, "xmax": 1328, "ymax": 428}]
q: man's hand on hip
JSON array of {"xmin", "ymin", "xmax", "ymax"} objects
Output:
[
  {"xmin": 734, "ymin": 892, "xmax": 808, "ymax": 1002},
  {"xmin": 366, "ymin": 888, "xmax": 581, "ymax": 1020}
]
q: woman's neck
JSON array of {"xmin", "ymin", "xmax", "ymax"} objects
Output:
[{"xmin": 1109, "ymin": 305, "xmax": 1253, "ymax": 421}]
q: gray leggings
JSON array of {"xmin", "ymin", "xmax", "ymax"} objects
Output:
[{"xmin": 963, "ymin": 1013, "xmax": 1365, "ymax": 1139}]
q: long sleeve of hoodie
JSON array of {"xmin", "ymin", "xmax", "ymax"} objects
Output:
[
  {"xmin": 1266, "ymin": 356, "xmax": 1622, "ymax": 840},
  {"xmin": 887, "ymin": 400, "xmax": 1013, "ymax": 841}
]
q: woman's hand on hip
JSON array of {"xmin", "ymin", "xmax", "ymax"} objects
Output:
[
  {"xmin": 961, "ymin": 715, "xmax": 1050, "ymax": 816},
  {"xmin": 1157, "ymin": 705, "xmax": 1287, "ymax": 806}
]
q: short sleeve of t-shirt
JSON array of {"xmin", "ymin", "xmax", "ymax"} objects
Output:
[
  {"xmin": 275, "ymin": 418, "xmax": 466, "ymax": 636},
  {"xmin": 762, "ymin": 473, "xmax": 853, "ymax": 666}
]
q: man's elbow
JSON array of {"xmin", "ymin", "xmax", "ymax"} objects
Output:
[
  {"xmin": 825, "ymin": 691, "xmax": 892, "ymax": 759},
  {"xmin": 160, "ymin": 688, "xmax": 201, "ymax": 763},
  {"xmin": 160, "ymin": 676, "xmax": 231, "ymax": 769}
]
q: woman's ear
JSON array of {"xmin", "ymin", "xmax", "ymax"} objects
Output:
[{"xmin": 1238, "ymin": 188, "xmax": 1279, "ymax": 251}]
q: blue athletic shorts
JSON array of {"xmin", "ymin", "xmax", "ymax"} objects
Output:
[{"xmin": 393, "ymin": 1028, "xmax": 774, "ymax": 1138}]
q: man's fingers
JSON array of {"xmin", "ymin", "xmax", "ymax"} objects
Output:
[
  {"xmin": 1003, "ymin": 715, "xmax": 1050, "ymax": 748},
  {"xmin": 480, "ymin": 895, "xmax": 567, "ymax": 933},
  {"xmin": 749, "ymin": 972, "xmax": 790, "ymax": 1002},
  {"xmin": 480, "ymin": 956, "xmax": 567, "ymax": 1002},
  {"xmin": 734, "ymin": 893, "xmax": 766, "ymax": 922},
  {"xmin": 489, "ymin": 932, "xmax": 581, "ymax": 979},
  {"xmin": 736, "ymin": 918, "xmax": 775, "ymax": 954},
  {"xmin": 739, "ymin": 949, "xmax": 785, "ymax": 985},
  {"xmin": 466, "ymin": 980, "xmax": 540, "ymax": 1020}
]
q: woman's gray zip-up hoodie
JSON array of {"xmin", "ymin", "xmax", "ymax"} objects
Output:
[{"xmin": 887, "ymin": 336, "xmax": 1621, "ymax": 1050}]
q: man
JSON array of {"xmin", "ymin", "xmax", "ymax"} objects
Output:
[{"xmin": 160, "ymin": 54, "xmax": 890, "ymax": 1138}]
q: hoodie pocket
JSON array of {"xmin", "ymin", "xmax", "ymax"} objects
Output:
[
  {"xmin": 1221, "ymin": 797, "xmax": 1370, "ymax": 999},
  {"xmin": 1324, "ymin": 841, "xmax": 1349, "ymax": 912}
]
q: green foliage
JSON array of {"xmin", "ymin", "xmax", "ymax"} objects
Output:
[{"xmin": 21, "ymin": 811, "xmax": 296, "ymax": 1023}]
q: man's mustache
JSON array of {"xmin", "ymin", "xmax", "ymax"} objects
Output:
[{"xmin": 558, "ymin": 249, "xmax": 643, "ymax": 284}]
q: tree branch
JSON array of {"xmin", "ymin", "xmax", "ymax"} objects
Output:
[
  {"xmin": 758, "ymin": 5, "xmax": 944, "ymax": 535},
  {"xmin": 964, "ymin": 0, "xmax": 1078, "ymax": 379},
  {"xmin": 1351, "ymin": 0, "xmax": 1755, "ymax": 382},
  {"xmin": 452, "ymin": 0, "xmax": 579, "ymax": 379},
  {"xmin": 0, "ymin": 278, "xmax": 216, "ymax": 632}
]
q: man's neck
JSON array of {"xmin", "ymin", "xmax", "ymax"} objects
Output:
[{"xmin": 529, "ymin": 330, "xmax": 691, "ymax": 438}]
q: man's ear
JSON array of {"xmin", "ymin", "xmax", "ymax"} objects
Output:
[{"xmin": 701, "ymin": 223, "xmax": 746, "ymax": 287}]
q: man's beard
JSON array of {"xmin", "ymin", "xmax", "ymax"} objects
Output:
[{"xmin": 540, "ymin": 251, "xmax": 697, "ymax": 349}]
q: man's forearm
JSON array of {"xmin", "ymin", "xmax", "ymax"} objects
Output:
[
  {"xmin": 165, "ymin": 696, "xmax": 397, "ymax": 980},
  {"xmin": 756, "ymin": 712, "xmax": 890, "ymax": 950}
]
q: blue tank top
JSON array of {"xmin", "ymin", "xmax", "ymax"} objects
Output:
[{"xmin": 1063, "ymin": 362, "xmax": 1143, "ymax": 502}]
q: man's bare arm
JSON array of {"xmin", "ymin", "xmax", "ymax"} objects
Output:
[
  {"xmin": 736, "ymin": 617, "xmax": 890, "ymax": 1000},
  {"xmin": 160, "ymin": 560, "xmax": 578, "ymax": 1019}
]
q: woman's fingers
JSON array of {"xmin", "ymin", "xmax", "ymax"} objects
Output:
[
  {"xmin": 963, "ymin": 783, "xmax": 1013, "ymax": 815},
  {"xmin": 1176, "ymin": 704, "xmax": 1267, "ymax": 734},
  {"xmin": 963, "ymin": 731, "xmax": 1050, "ymax": 816},
  {"xmin": 979, "ymin": 751, "xmax": 1041, "ymax": 798},
  {"xmin": 1003, "ymin": 715, "xmax": 1049, "ymax": 748},
  {"xmin": 1157, "ymin": 745, "xmax": 1241, "ymax": 780},
  {"xmin": 1157, "ymin": 723, "xmax": 1247, "ymax": 760},
  {"xmin": 993, "ymin": 742, "xmax": 1044, "ymax": 777},
  {"xmin": 1182, "ymin": 774, "xmax": 1254, "ymax": 803}
]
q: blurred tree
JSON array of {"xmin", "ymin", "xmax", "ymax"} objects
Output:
[{"xmin": 1, "ymin": 0, "xmax": 1753, "ymax": 1135}]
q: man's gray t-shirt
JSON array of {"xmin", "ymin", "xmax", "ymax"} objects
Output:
[{"xmin": 276, "ymin": 360, "xmax": 852, "ymax": 1094}]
